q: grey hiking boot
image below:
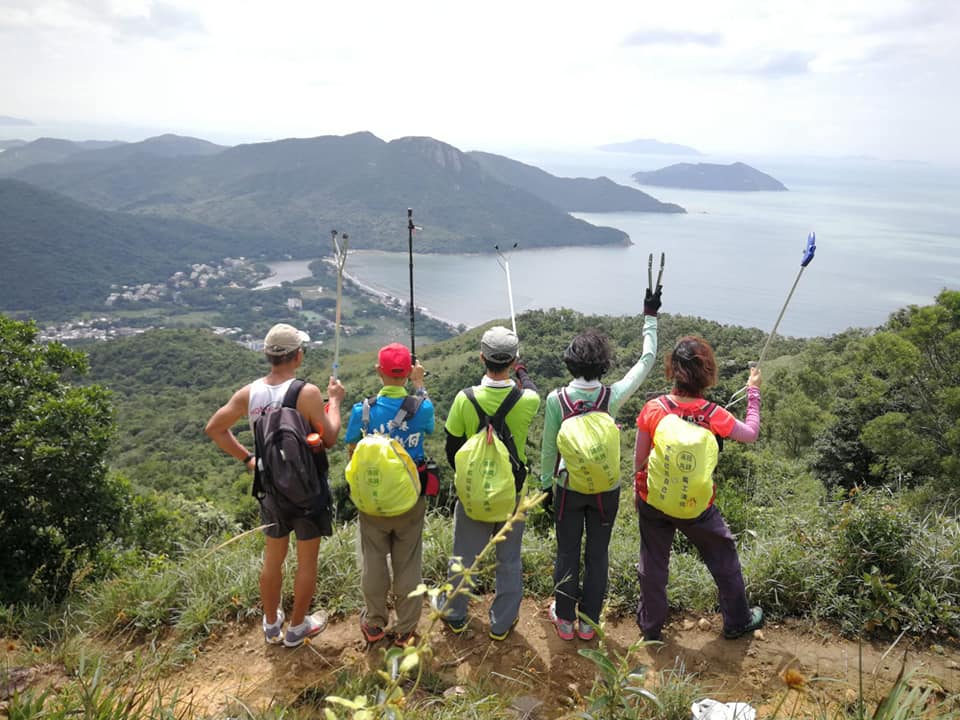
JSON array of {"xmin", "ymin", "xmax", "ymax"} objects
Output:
[
  {"xmin": 431, "ymin": 592, "xmax": 468, "ymax": 634},
  {"xmin": 723, "ymin": 607, "xmax": 764, "ymax": 639},
  {"xmin": 283, "ymin": 610, "xmax": 329, "ymax": 648},
  {"xmin": 262, "ymin": 607, "xmax": 284, "ymax": 645}
]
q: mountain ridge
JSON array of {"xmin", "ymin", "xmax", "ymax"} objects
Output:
[
  {"xmin": 468, "ymin": 150, "xmax": 684, "ymax": 213},
  {"xmin": 12, "ymin": 132, "xmax": 636, "ymax": 254}
]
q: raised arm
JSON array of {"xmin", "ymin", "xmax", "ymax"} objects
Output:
[
  {"xmin": 299, "ymin": 377, "xmax": 345, "ymax": 448},
  {"xmin": 514, "ymin": 361, "xmax": 538, "ymax": 393},
  {"xmin": 609, "ymin": 314, "xmax": 658, "ymax": 415},
  {"xmin": 727, "ymin": 369, "xmax": 762, "ymax": 443}
]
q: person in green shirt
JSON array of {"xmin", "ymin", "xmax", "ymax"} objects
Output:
[{"xmin": 435, "ymin": 326, "xmax": 540, "ymax": 641}]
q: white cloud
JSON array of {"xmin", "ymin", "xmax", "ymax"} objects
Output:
[{"xmin": 0, "ymin": 0, "xmax": 957, "ymax": 162}]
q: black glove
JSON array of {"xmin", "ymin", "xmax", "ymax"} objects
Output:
[
  {"xmin": 541, "ymin": 486, "xmax": 554, "ymax": 518},
  {"xmin": 644, "ymin": 285, "xmax": 663, "ymax": 316}
]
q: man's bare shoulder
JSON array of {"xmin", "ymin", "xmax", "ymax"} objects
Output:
[
  {"xmin": 299, "ymin": 381, "xmax": 323, "ymax": 399},
  {"xmin": 232, "ymin": 382, "xmax": 254, "ymax": 402}
]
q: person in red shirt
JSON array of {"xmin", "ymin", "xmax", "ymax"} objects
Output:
[{"xmin": 633, "ymin": 335, "xmax": 763, "ymax": 641}]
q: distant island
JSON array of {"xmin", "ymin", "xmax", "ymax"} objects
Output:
[
  {"xmin": 632, "ymin": 162, "xmax": 788, "ymax": 191},
  {"xmin": 597, "ymin": 138, "xmax": 701, "ymax": 156},
  {"xmin": 0, "ymin": 115, "xmax": 33, "ymax": 126}
]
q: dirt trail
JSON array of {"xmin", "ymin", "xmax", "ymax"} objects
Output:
[{"xmin": 165, "ymin": 597, "xmax": 960, "ymax": 717}]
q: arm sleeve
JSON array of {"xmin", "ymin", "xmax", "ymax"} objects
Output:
[
  {"xmin": 609, "ymin": 315, "xmax": 658, "ymax": 415},
  {"xmin": 539, "ymin": 392, "xmax": 562, "ymax": 488},
  {"xmin": 725, "ymin": 387, "xmax": 761, "ymax": 443},
  {"xmin": 445, "ymin": 430, "xmax": 466, "ymax": 468},
  {"xmin": 515, "ymin": 365, "xmax": 538, "ymax": 393}
]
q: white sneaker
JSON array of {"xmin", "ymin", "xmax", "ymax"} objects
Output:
[
  {"xmin": 283, "ymin": 610, "xmax": 329, "ymax": 648},
  {"xmin": 262, "ymin": 608, "xmax": 284, "ymax": 645}
]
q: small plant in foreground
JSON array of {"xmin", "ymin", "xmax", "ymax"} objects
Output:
[
  {"xmin": 573, "ymin": 616, "xmax": 661, "ymax": 720},
  {"xmin": 324, "ymin": 491, "xmax": 546, "ymax": 720}
]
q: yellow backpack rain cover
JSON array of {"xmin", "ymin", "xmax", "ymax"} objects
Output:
[
  {"xmin": 555, "ymin": 386, "xmax": 621, "ymax": 494},
  {"xmin": 646, "ymin": 398, "xmax": 720, "ymax": 519},
  {"xmin": 345, "ymin": 397, "xmax": 421, "ymax": 517},
  {"xmin": 453, "ymin": 387, "xmax": 522, "ymax": 522}
]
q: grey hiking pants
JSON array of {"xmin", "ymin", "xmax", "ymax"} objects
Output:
[
  {"xmin": 635, "ymin": 499, "xmax": 751, "ymax": 638},
  {"xmin": 358, "ymin": 497, "xmax": 426, "ymax": 634},
  {"xmin": 445, "ymin": 497, "xmax": 524, "ymax": 636},
  {"xmin": 553, "ymin": 484, "xmax": 620, "ymax": 625}
]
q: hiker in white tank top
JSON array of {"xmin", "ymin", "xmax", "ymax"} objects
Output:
[{"xmin": 205, "ymin": 323, "xmax": 346, "ymax": 648}]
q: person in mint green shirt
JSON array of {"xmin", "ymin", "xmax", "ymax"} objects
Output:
[
  {"xmin": 541, "ymin": 287, "xmax": 662, "ymax": 641},
  {"xmin": 435, "ymin": 326, "xmax": 540, "ymax": 641}
]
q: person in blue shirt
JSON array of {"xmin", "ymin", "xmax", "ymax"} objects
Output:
[{"xmin": 345, "ymin": 343, "xmax": 434, "ymax": 646}]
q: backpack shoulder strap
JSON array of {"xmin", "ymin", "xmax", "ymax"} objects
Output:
[
  {"xmin": 361, "ymin": 396, "xmax": 376, "ymax": 433},
  {"xmin": 463, "ymin": 386, "xmax": 489, "ymax": 426},
  {"xmin": 490, "ymin": 385, "xmax": 524, "ymax": 429},
  {"xmin": 557, "ymin": 388, "xmax": 576, "ymax": 419},
  {"xmin": 463, "ymin": 385, "xmax": 523, "ymax": 466},
  {"xmin": 281, "ymin": 378, "xmax": 307, "ymax": 409},
  {"xmin": 393, "ymin": 394, "xmax": 424, "ymax": 427},
  {"xmin": 595, "ymin": 386, "xmax": 612, "ymax": 413},
  {"xmin": 656, "ymin": 394, "xmax": 676, "ymax": 413}
]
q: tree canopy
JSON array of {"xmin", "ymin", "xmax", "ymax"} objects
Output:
[{"xmin": 0, "ymin": 315, "xmax": 127, "ymax": 602}]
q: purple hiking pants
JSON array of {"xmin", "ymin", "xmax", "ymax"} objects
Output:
[{"xmin": 635, "ymin": 499, "xmax": 751, "ymax": 638}]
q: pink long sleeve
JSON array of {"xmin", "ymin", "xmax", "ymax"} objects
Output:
[{"xmin": 727, "ymin": 387, "xmax": 761, "ymax": 443}]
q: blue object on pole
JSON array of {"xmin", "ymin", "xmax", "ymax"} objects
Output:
[{"xmin": 801, "ymin": 231, "xmax": 816, "ymax": 267}]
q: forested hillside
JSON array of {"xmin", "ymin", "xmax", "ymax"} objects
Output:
[{"xmin": 0, "ymin": 179, "xmax": 271, "ymax": 310}]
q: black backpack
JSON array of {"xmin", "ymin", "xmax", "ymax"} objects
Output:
[{"xmin": 252, "ymin": 379, "xmax": 331, "ymax": 523}]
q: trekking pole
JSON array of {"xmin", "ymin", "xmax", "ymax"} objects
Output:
[
  {"xmin": 647, "ymin": 252, "xmax": 665, "ymax": 292},
  {"xmin": 331, "ymin": 229, "xmax": 350, "ymax": 379},
  {"xmin": 495, "ymin": 242, "xmax": 519, "ymax": 353},
  {"xmin": 407, "ymin": 208, "xmax": 419, "ymax": 363},
  {"xmin": 727, "ymin": 232, "xmax": 817, "ymax": 408}
]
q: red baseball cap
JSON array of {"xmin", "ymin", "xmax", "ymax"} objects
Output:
[{"xmin": 378, "ymin": 343, "xmax": 412, "ymax": 377}]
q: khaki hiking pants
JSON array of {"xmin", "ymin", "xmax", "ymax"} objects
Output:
[{"xmin": 358, "ymin": 497, "xmax": 427, "ymax": 634}]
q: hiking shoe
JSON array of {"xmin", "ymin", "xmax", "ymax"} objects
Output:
[
  {"xmin": 262, "ymin": 608, "xmax": 285, "ymax": 645},
  {"xmin": 393, "ymin": 630, "xmax": 418, "ymax": 647},
  {"xmin": 576, "ymin": 620, "xmax": 596, "ymax": 641},
  {"xmin": 444, "ymin": 616, "xmax": 469, "ymax": 635},
  {"xmin": 723, "ymin": 607, "xmax": 764, "ymax": 639},
  {"xmin": 489, "ymin": 616, "xmax": 519, "ymax": 642},
  {"xmin": 432, "ymin": 592, "xmax": 468, "ymax": 634},
  {"xmin": 548, "ymin": 601, "xmax": 574, "ymax": 641},
  {"xmin": 361, "ymin": 622, "xmax": 385, "ymax": 643},
  {"xmin": 283, "ymin": 611, "xmax": 328, "ymax": 648},
  {"xmin": 642, "ymin": 630, "xmax": 663, "ymax": 642}
]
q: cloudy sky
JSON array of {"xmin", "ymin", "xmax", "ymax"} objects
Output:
[{"xmin": 1, "ymin": 0, "xmax": 958, "ymax": 162}]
